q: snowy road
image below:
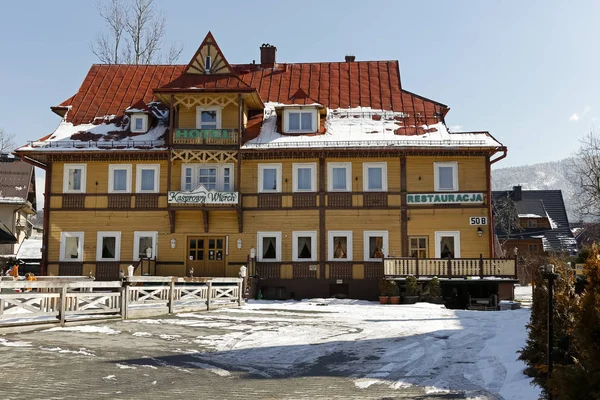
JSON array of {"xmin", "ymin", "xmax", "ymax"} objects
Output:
[{"xmin": 0, "ymin": 298, "xmax": 538, "ymax": 399}]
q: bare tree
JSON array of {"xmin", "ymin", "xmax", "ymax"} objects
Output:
[
  {"xmin": 492, "ymin": 192, "xmax": 522, "ymax": 254},
  {"xmin": 571, "ymin": 131, "xmax": 600, "ymax": 219},
  {"xmin": 0, "ymin": 128, "xmax": 16, "ymax": 153},
  {"xmin": 90, "ymin": 0, "xmax": 182, "ymax": 65}
]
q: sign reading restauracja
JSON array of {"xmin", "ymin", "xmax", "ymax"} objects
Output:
[
  {"xmin": 407, "ymin": 193, "xmax": 485, "ymax": 204},
  {"xmin": 168, "ymin": 186, "xmax": 238, "ymax": 205}
]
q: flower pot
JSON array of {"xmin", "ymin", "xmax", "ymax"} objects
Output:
[
  {"xmin": 379, "ymin": 296, "xmax": 390, "ymax": 304},
  {"xmin": 403, "ymin": 295, "xmax": 419, "ymax": 304},
  {"xmin": 389, "ymin": 296, "xmax": 401, "ymax": 305}
]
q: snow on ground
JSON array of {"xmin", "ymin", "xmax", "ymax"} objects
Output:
[{"xmin": 43, "ymin": 325, "xmax": 121, "ymax": 335}]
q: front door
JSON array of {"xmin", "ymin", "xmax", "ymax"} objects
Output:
[
  {"xmin": 187, "ymin": 236, "xmax": 226, "ymax": 277},
  {"xmin": 434, "ymin": 231, "xmax": 461, "ymax": 258}
]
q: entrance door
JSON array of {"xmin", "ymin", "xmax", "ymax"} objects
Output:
[
  {"xmin": 187, "ymin": 236, "xmax": 226, "ymax": 277},
  {"xmin": 434, "ymin": 231, "xmax": 460, "ymax": 258}
]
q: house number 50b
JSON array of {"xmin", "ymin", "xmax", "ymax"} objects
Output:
[{"xmin": 469, "ymin": 217, "xmax": 488, "ymax": 225}]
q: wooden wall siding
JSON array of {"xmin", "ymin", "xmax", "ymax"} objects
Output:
[
  {"xmin": 406, "ymin": 156, "xmax": 487, "ymax": 192},
  {"xmin": 519, "ymin": 217, "xmax": 551, "ymax": 229},
  {"xmin": 108, "ymin": 194, "xmax": 132, "ymax": 209},
  {"xmin": 135, "ymin": 194, "xmax": 159, "ymax": 208},
  {"xmin": 329, "ymin": 262, "xmax": 353, "ymax": 279},
  {"xmin": 292, "ymin": 264, "xmax": 318, "ymax": 279},
  {"xmin": 292, "ymin": 193, "xmax": 317, "ymax": 208},
  {"xmin": 407, "ymin": 208, "xmax": 491, "ymax": 258},
  {"xmin": 62, "ymin": 194, "xmax": 85, "ymax": 209},
  {"xmin": 58, "ymin": 262, "xmax": 83, "ymax": 276},
  {"xmin": 258, "ymin": 193, "xmax": 282, "ymax": 208},
  {"xmin": 178, "ymin": 103, "xmax": 239, "ymax": 130},
  {"xmin": 327, "ymin": 193, "xmax": 352, "ymax": 208},
  {"xmin": 363, "ymin": 192, "xmax": 388, "ymax": 207},
  {"xmin": 364, "ymin": 263, "xmax": 384, "ymax": 279}
]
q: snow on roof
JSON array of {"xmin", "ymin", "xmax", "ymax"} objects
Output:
[
  {"xmin": 518, "ymin": 214, "xmax": 544, "ymax": 218},
  {"xmin": 16, "ymin": 238, "xmax": 42, "ymax": 260},
  {"xmin": 0, "ymin": 196, "xmax": 28, "ymax": 204},
  {"xmin": 242, "ymin": 103, "xmax": 502, "ymax": 150}
]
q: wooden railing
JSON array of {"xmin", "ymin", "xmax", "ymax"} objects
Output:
[
  {"xmin": 384, "ymin": 256, "xmax": 517, "ymax": 279},
  {"xmin": 173, "ymin": 129, "xmax": 239, "ymax": 146}
]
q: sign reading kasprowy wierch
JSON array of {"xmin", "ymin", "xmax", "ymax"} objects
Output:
[
  {"xmin": 407, "ymin": 193, "xmax": 485, "ymax": 204},
  {"xmin": 168, "ymin": 186, "xmax": 238, "ymax": 205}
]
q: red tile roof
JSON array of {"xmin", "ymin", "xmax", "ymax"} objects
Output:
[{"xmin": 59, "ymin": 61, "xmax": 448, "ymax": 126}]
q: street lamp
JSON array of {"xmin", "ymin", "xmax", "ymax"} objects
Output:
[{"xmin": 540, "ymin": 263, "xmax": 558, "ymax": 399}]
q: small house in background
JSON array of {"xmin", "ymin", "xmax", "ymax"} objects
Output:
[{"xmin": 0, "ymin": 154, "xmax": 37, "ymax": 258}]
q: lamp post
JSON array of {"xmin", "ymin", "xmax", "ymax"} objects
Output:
[{"xmin": 540, "ymin": 263, "xmax": 558, "ymax": 400}]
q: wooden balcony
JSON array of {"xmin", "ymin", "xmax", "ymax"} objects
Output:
[
  {"xmin": 384, "ymin": 256, "xmax": 517, "ymax": 279},
  {"xmin": 173, "ymin": 129, "xmax": 239, "ymax": 146}
]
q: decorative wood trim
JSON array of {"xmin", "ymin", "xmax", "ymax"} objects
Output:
[
  {"xmin": 400, "ymin": 155, "xmax": 408, "ymax": 257},
  {"xmin": 42, "ymin": 162, "xmax": 52, "ymax": 276},
  {"xmin": 486, "ymin": 154, "xmax": 493, "ymax": 257},
  {"xmin": 236, "ymin": 207, "xmax": 243, "ymax": 234},
  {"xmin": 241, "ymin": 149, "xmax": 495, "ymax": 160},
  {"xmin": 171, "ymin": 150, "xmax": 238, "ymax": 163},
  {"xmin": 47, "ymin": 153, "xmax": 168, "ymax": 162},
  {"xmin": 202, "ymin": 210, "xmax": 209, "ymax": 233},
  {"xmin": 168, "ymin": 210, "xmax": 175, "ymax": 233},
  {"xmin": 319, "ymin": 156, "xmax": 326, "ymax": 278},
  {"xmin": 173, "ymin": 93, "xmax": 237, "ymax": 109}
]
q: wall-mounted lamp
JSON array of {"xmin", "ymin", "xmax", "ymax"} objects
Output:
[
  {"xmin": 237, "ymin": 238, "xmax": 243, "ymax": 250},
  {"xmin": 250, "ymin": 247, "xmax": 256, "ymax": 260},
  {"xmin": 477, "ymin": 227, "xmax": 483, "ymax": 237},
  {"xmin": 170, "ymin": 238, "xmax": 177, "ymax": 249}
]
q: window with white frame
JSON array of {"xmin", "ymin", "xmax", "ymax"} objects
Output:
[
  {"xmin": 363, "ymin": 162, "xmax": 388, "ymax": 192},
  {"xmin": 363, "ymin": 230, "xmax": 389, "ymax": 261},
  {"xmin": 328, "ymin": 231, "xmax": 353, "ymax": 261},
  {"xmin": 136, "ymin": 164, "xmax": 160, "ymax": 193},
  {"xmin": 108, "ymin": 164, "xmax": 132, "ymax": 193},
  {"xmin": 258, "ymin": 164, "xmax": 282, "ymax": 193},
  {"xmin": 327, "ymin": 162, "xmax": 351, "ymax": 192},
  {"xmin": 196, "ymin": 106, "xmax": 221, "ymax": 129},
  {"xmin": 131, "ymin": 114, "xmax": 148, "ymax": 133},
  {"xmin": 181, "ymin": 164, "xmax": 233, "ymax": 191},
  {"xmin": 283, "ymin": 108, "xmax": 317, "ymax": 133},
  {"xmin": 96, "ymin": 231, "xmax": 121, "ymax": 261},
  {"xmin": 257, "ymin": 232, "xmax": 282, "ymax": 262},
  {"xmin": 292, "ymin": 231, "xmax": 317, "ymax": 261},
  {"xmin": 293, "ymin": 163, "xmax": 316, "ymax": 192},
  {"xmin": 59, "ymin": 232, "xmax": 84, "ymax": 262},
  {"xmin": 133, "ymin": 231, "xmax": 158, "ymax": 261},
  {"xmin": 63, "ymin": 164, "xmax": 87, "ymax": 193},
  {"xmin": 434, "ymin": 162, "xmax": 458, "ymax": 191}
]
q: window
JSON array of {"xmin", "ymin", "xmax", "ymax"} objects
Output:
[
  {"xmin": 528, "ymin": 244, "xmax": 538, "ymax": 252},
  {"xmin": 257, "ymin": 232, "xmax": 282, "ymax": 262},
  {"xmin": 136, "ymin": 164, "xmax": 160, "ymax": 193},
  {"xmin": 328, "ymin": 162, "xmax": 351, "ymax": 192},
  {"xmin": 409, "ymin": 236, "xmax": 428, "ymax": 258},
  {"xmin": 293, "ymin": 231, "xmax": 317, "ymax": 262},
  {"xmin": 196, "ymin": 106, "xmax": 221, "ymax": 129},
  {"xmin": 283, "ymin": 108, "xmax": 317, "ymax": 133},
  {"xmin": 363, "ymin": 162, "xmax": 388, "ymax": 192},
  {"xmin": 328, "ymin": 231, "xmax": 353, "ymax": 261},
  {"xmin": 181, "ymin": 164, "xmax": 234, "ymax": 192},
  {"xmin": 434, "ymin": 231, "xmax": 461, "ymax": 258},
  {"xmin": 293, "ymin": 163, "xmax": 316, "ymax": 192},
  {"xmin": 527, "ymin": 220, "xmax": 537, "ymax": 228},
  {"xmin": 364, "ymin": 231, "xmax": 389, "ymax": 261},
  {"xmin": 59, "ymin": 232, "xmax": 84, "ymax": 262},
  {"xmin": 133, "ymin": 231, "xmax": 157, "ymax": 261},
  {"xmin": 130, "ymin": 114, "xmax": 148, "ymax": 133},
  {"xmin": 205, "ymin": 56, "xmax": 211, "ymax": 72},
  {"xmin": 63, "ymin": 164, "xmax": 87, "ymax": 193},
  {"xmin": 434, "ymin": 162, "xmax": 458, "ymax": 191},
  {"xmin": 258, "ymin": 164, "xmax": 282, "ymax": 193},
  {"xmin": 109, "ymin": 164, "xmax": 132, "ymax": 193},
  {"xmin": 96, "ymin": 231, "xmax": 122, "ymax": 261}
]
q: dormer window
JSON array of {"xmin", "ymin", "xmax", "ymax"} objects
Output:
[
  {"xmin": 131, "ymin": 114, "xmax": 148, "ymax": 133},
  {"xmin": 283, "ymin": 108, "xmax": 317, "ymax": 133},
  {"xmin": 205, "ymin": 56, "xmax": 211, "ymax": 73}
]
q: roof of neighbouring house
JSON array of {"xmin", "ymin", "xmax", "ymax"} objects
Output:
[
  {"xmin": 0, "ymin": 157, "xmax": 34, "ymax": 207},
  {"xmin": 16, "ymin": 238, "xmax": 42, "ymax": 260},
  {"xmin": 492, "ymin": 189, "xmax": 577, "ymax": 253}
]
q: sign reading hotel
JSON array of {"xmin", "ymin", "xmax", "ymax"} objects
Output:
[
  {"xmin": 168, "ymin": 186, "xmax": 238, "ymax": 205},
  {"xmin": 175, "ymin": 129, "xmax": 231, "ymax": 139},
  {"xmin": 407, "ymin": 193, "xmax": 485, "ymax": 205}
]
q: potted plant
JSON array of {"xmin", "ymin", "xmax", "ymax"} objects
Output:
[
  {"xmin": 389, "ymin": 281, "xmax": 401, "ymax": 304},
  {"xmin": 378, "ymin": 279, "xmax": 391, "ymax": 304},
  {"xmin": 428, "ymin": 277, "xmax": 443, "ymax": 304},
  {"xmin": 404, "ymin": 275, "xmax": 419, "ymax": 304}
]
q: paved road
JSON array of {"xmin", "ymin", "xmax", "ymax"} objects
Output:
[{"xmin": 0, "ymin": 308, "xmax": 499, "ymax": 400}]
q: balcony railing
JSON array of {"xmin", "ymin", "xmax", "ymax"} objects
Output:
[
  {"xmin": 173, "ymin": 129, "xmax": 239, "ymax": 146},
  {"xmin": 384, "ymin": 256, "xmax": 517, "ymax": 279}
]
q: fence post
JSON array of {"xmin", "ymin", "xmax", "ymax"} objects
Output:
[
  {"xmin": 479, "ymin": 254, "xmax": 484, "ymax": 278},
  {"xmin": 447, "ymin": 257, "xmax": 452, "ymax": 278},
  {"xmin": 238, "ymin": 279, "xmax": 243, "ymax": 306},
  {"xmin": 206, "ymin": 281, "xmax": 212, "ymax": 311},
  {"xmin": 168, "ymin": 280, "xmax": 175, "ymax": 314},
  {"xmin": 514, "ymin": 253, "xmax": 518, "ymax": 279},
  {"xmin": 120, "ymin": 285, "xmax": 128, "ymax": 320},
  {"xmin": 415, "ymin": 254, "xmax": 420, "ymax": 278},
  {"xmin": 58, "ymin": 285, "xmax": 67, "ymax": 326}
]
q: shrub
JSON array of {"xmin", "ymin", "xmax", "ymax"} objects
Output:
[
  {"xmin": 389, "ymin": 281, "xmax": 400, "ymax": 297},
  {"xmin": 429, "ymin": 277, "xmax": 441, "ymax": 298},
  {"xmin": 405, "ymin": 275, "xmax": 418, "ymax": 296}
]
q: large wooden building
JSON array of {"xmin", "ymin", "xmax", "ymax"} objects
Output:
[{"xmin": 15, "ymin": 32, "xmax": 516, "ymax": 301}]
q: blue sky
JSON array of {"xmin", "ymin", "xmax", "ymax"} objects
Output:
[{"xmin": 1, "ymin": 0, "xmax": 599, "ymax": 202}]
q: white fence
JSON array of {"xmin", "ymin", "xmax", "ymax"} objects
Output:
[{"xmin": 0, "ymin": 276, "xmax": 243, "ymax": 327}]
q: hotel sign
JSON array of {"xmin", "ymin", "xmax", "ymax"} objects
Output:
[
  {"xmin": 407, "ymin": 193, "xmax": 485, "ymax": 205},
  {"xmin": 168, "ymin": 186, "xmax": 238, "ymax": 205},
  {"xmin": 175, "ymin": 129, "xmax": 231, "ymax": 139}
]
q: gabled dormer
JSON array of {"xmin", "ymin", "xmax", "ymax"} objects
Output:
[
  {"xmin": 185, "ymin": 31, "xmax": 236, "ymax": 76},
  {"xmin": 125, "ymin": 100, "xmax": 151, "ymax": 134}
]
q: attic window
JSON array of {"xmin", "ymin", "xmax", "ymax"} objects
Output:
[
  {"xmin": 205, "ymin": 56, "xmax": 211, "ymax": 73},
  {"xmin": 131, "ymin": 114, "xmax": 148, "ymax": 133},
  {"xmin": 283, "ymin": 108, "xmax": 317, "ymax": 134}
]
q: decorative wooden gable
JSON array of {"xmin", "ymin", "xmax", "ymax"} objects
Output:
[{"xmin": 185, "ymin": 32, "xmax": 235, "ymax": 75}]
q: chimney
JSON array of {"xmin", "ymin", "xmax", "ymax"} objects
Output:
[
  {"xmin": 345, "ymin": 55, "xmax": 355, "ymax": 62},
  {"xmin": 260, "ymin": 43, "xmax": 277, "ymax": 68},
  {"xmin": 512, "ymin": 185, "xmax": 522, "ymax": 201}
]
